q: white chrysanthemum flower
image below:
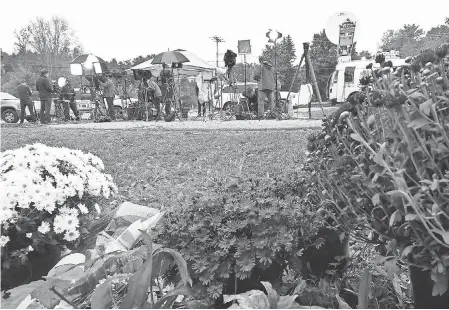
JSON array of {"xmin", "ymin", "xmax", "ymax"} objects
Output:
[
  {"xmin": 77, "ymin": 203, "xmax": 89, "ymax": 215},
  {"xmin": 0, "ymin": 236, "xmax": 10, "ymax": 247},
  {"xmin": 94, "ymin": 203, "xmax": 101, "ymax": 214},
  {"xmin": 64, "ymin": 229, "xmax": 80, "ymax": 242},
  {"xmin": 26, "ymin": 233, "xmax": 32, "ymax": 238},
  {"xmin": 27, "ymin": 245, "xmax": 34, "ymax": 252},
  {"xmin": 38, "ymin": 221, "xmax": 51, "ymax": 234},
  {"xmin": 64, "ymin": 215, "xmax": 79, "ymax": 231}
]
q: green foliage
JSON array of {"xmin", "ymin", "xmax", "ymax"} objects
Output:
[
  {"xmin": 223, "ymin": 281, "xmax": 301, "ymax": 309},
  {"xmin": 309, "ymin": 30, "xmax": 338, "ymax": 101},
  {"xmin": 1, "ymin": 214, "xmax": 193, "ymax": 309},
  {"xmin": 260, "ymin": 34, "xmax": 298, "ymax": 91},
  {"xmin": 306, "ymin": 44, "xmax": 449, "ymax": 295},
  {"xmin": 156, "ymin": 170, "xmax": 323, "ymax": 301},
  {"xmin": 380, "ymin": 20, "xmax": 449, "ymax": 57}
]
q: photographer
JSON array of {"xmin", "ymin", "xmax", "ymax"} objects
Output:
[
  {"xmin": 35, "ymin": 69, "xmax": 53, "ymax": 124},
  {"xmin": 98, "ymin": 75, "xmax": 116, "ymax": 120},
  {"xmin": 17, "ymin": 80, "xmax": 36, "ymax": 124},
  {"xmin": 244, "ymin": 86, "xmax": 258, "ymax": 113},
  {"xmin": 60, "ymin": 80, "xmax": 80, "ymax": 121}
]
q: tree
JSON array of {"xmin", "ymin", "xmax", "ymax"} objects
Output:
[
  {"xmin": 379, "ymin": 21, "xmax": 449, "ymax": 57},
  {"xmin": 12, "ymin": 16, "xmax": 83, "ymax": 78},
  {"xmin": 260, "ymin": 34, "xmax": 297, "ymax": 91},
  {"xmin": 308, "ymin": 30, "xmax": 338, "ymax": 100},
  {"xmin": 13, "ymin": 28, "xmax": 31, "ymax": 54},
  {"xmin": 379, "ymin": 24, "xmax": 425, "ymax": 57}
]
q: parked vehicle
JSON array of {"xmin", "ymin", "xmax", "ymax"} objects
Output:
[
  {"xmin": 327, "ymin": 58, "xmax": 405, "ymax": 105},
  {"xmin": 1, "ymin": 92, "xmax": 21, "ymax": 123}
]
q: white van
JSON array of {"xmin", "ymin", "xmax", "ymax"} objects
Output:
[{"xmin": 327, "ymin": 58, "xmax": 406, "ymax": 104}]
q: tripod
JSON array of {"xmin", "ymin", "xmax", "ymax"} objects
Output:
[
  {"xmin": 116, "ymin": 78, "xmax": 133, "ymax": 119},
  {"xmin": 285, "ymin": 42, "xmax": 325, "ymax": 119}
]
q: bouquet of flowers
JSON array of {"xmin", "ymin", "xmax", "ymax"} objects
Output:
[{"xmin": 0, "ymin": 143, "xmax": 118, "ymax": 268}]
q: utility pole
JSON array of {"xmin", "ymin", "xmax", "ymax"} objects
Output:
[{"xmin": 210, "ymin": 36, "xmax": 225, "ymax": 67}]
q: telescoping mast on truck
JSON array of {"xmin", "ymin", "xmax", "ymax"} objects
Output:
[{"xmin": 325, "ymin": 17, "xmax": 405, "ymax": 105}]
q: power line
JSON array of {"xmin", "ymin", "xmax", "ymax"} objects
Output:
[{"xmin": 210, "ymin": 35, "xmax": 225, "ymax": 67}]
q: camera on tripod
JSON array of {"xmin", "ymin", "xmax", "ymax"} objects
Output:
[{"xmin": 52, "ymin": 80, "xmax": 60, "ymax": 94}]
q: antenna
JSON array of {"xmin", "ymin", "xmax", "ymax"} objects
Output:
[{"xmin": 210, "ymin": 35, "xmax": 225, "ymax": 67}]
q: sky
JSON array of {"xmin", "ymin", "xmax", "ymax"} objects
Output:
[{"xmin": 1, "ymin": 0, "xmax": 448, "ymax": 67}]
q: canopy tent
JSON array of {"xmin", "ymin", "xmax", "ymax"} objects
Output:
[{"xmin": 128, "ymin": 50, "xmax": 215, "ymax": 78}]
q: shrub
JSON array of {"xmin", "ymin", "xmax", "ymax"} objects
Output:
[
  {"xmin": 0, "ymin": 143, "xmax": 118, "ymax": 269},
  {"xmin": 156, "ymin": 171, "xmax": 324, "ymax": 301},
  {"xmin": 305, "ymin": 45, "xmax": 449, "ymax": 296}
]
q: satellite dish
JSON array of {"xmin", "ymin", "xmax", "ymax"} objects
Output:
[
  {"xmin": 324, "ymin": 11, "xmax": 361, "ymax": 45},
  {"xmin": 57, "ymin": 77, "xmax": 67, "ymax": 88}
]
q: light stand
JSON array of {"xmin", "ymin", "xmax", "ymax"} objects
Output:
[{"xmin": 266, "ymin": 29, "xmax": 282, "ymax": 108}]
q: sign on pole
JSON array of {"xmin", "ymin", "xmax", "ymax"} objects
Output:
[{"xmin": 238, "ymin": 40, "xmax": 251, "ymax": 54}]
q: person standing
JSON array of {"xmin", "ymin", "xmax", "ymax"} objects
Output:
[
  {"xmin": 160, "ymin": 77, "xmax": 171, "ymax": 115},
  {"xmin": 60, "ymin": 80, "xmax": 80, "ymax": 121},
  {"xmin": 147, "ymin": 76, "xmax": 162, "ymax": 118},
  {"xmin": 35, "ymin": 69, "xmax": 53, "ymax": 124},
  {"xmin": 260, "ymin": 60, "xmax": 275, "ymax": 113},
  {"xmin": 98, "ymin": 75, "xmax": 116, "ymax": 120},
  {"xmin": 17, "ymin": 80, "xmax": 36, "ymax": 124}
]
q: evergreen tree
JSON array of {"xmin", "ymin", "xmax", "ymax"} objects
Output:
[{"xmin": 308, "ymin": 30, "xmax": 338, "ymax": 100}]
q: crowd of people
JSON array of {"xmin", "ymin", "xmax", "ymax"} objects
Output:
[{"xmin": 15, "ymin": 56, "xmax": 283, "ymax": 125}]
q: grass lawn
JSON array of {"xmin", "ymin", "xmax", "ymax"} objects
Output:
[{"xmin": 1, "ymin": 126, "xmax": 315, "ymax": 250}]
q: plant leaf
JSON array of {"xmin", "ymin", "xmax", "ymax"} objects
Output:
[
  {"xmin": 293, "ymin": 279, "xmax": 307, "ymax": 295},
  {"xmin": 401, "ymin": 246, "xmax": 414, "ymax": 259},
  {"xmin": 394, "ymin": 176, "xmax": 408, "ymax": 192},
  {"xmin": 153, "ymin": 284, "xmax": 191, "ymax": 309},
  {"xmin": 431, "ymin": 268, "xmax": 449, "ymax": 296},
  {"xmin": 277, "ymin": 295, "xmax": 299, "ymax": 309},
  {"xmin": 153, "ymin": 248, "xmax": 192, "ymax": 286},
  {"xmin": 119, "ymin": 231, "xmax": 154, "ymax": 309},
  {"xmin": 371, "ymin": 193, "xmax": 380, "ymax": 206},
  {"xmin": 374, "ymin": 265, "xmax": 388, "ymax": 277},
  {"xmin": 224, "ymin": 290, "xmax": 270, "ymax": 309},
  {"xmin": 336, "ymin": 294, "xmax": 352, "ymax": 309},
  {"xmin": 389, "ymin": 210, "xmax": 402, "ymax": 227},
  {"xmin": 384, "ymin": 258, "xmax": 398, "ymax": 280},
  {"xmin": 260, "ymin": 282, "xmax": 279, "ymax": 309},
  {"xmin": 90, "ymin": 274, "xmax": 131, "ymax": 309},
  {"xmin": 184, "ymin": 299, "xmax": 211, "ymax": 309},
  {"xmin": 432, "ymin": 229, "xmax": 449, "ymax": 245},
  {"xmin": 357, "ymin": 268, "xmax": 371, "ymax": 309},
  {"xmin": 30, "ymin": 279, "xmax": 71, "ymax": 309},
  {"xmin": 350, "ymin": 133, "xmax": 365, "ymax": 143},
  {"xmin": 419, "ymin": 99, "xmax": 433, "ymax": 116},
  {"xmin": 1, "ymin": 281, "xmax": 45, "ymax": 309}
]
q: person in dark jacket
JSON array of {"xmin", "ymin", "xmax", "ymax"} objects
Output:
[
  {"xmin": 98, "ymin": 75, "xmax": 116, "ymax": 120},
  {"xmin": 17, "ymin": 80, "xmax": 36, "ymax": 124},
  {"xmin": 160, "ymin": 77, "xmax": 171, "ymax": 115},
  {"xmin": 60, "ymin": 80, "xmax": 80, "ymax": 121},
  {"xmin": 259, "ymin": 60, "xmax": 275, "ymax": 115},
  {"xmin": 35, "ymin": 69, "xmax": 53, "ymax": 124},
  {"xmin": 244, "ymin": 86, "xmax": 258, "ymax": 113}
]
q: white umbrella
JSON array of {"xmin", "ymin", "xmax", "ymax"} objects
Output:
[{"xmin": 130, "ymin": 50, "xmax": 215, "ymax": 78}]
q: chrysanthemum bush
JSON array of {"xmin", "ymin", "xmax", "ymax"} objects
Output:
[
  {"xmin": 155, "ymin": 168, "xmax": 325, "ymax": 302},
  {"xmin": 305, "ymin": 44, "xmax": 449, "ymax": 298},
  {"xmin": 0, "ymin": 143, "xmax": 118, "ymax": 269}
]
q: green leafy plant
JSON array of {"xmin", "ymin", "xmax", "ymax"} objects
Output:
[
  {"xmin": 156, "ymin": 170, "xmax": 324, "ymax": 301},
  {"xmin": 305, "ymin": 44, "xmax": 449, "ymax": 297},
  {"xmin": 1, "ymin": 212, "xmax": 193, "ymax": 309}
]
